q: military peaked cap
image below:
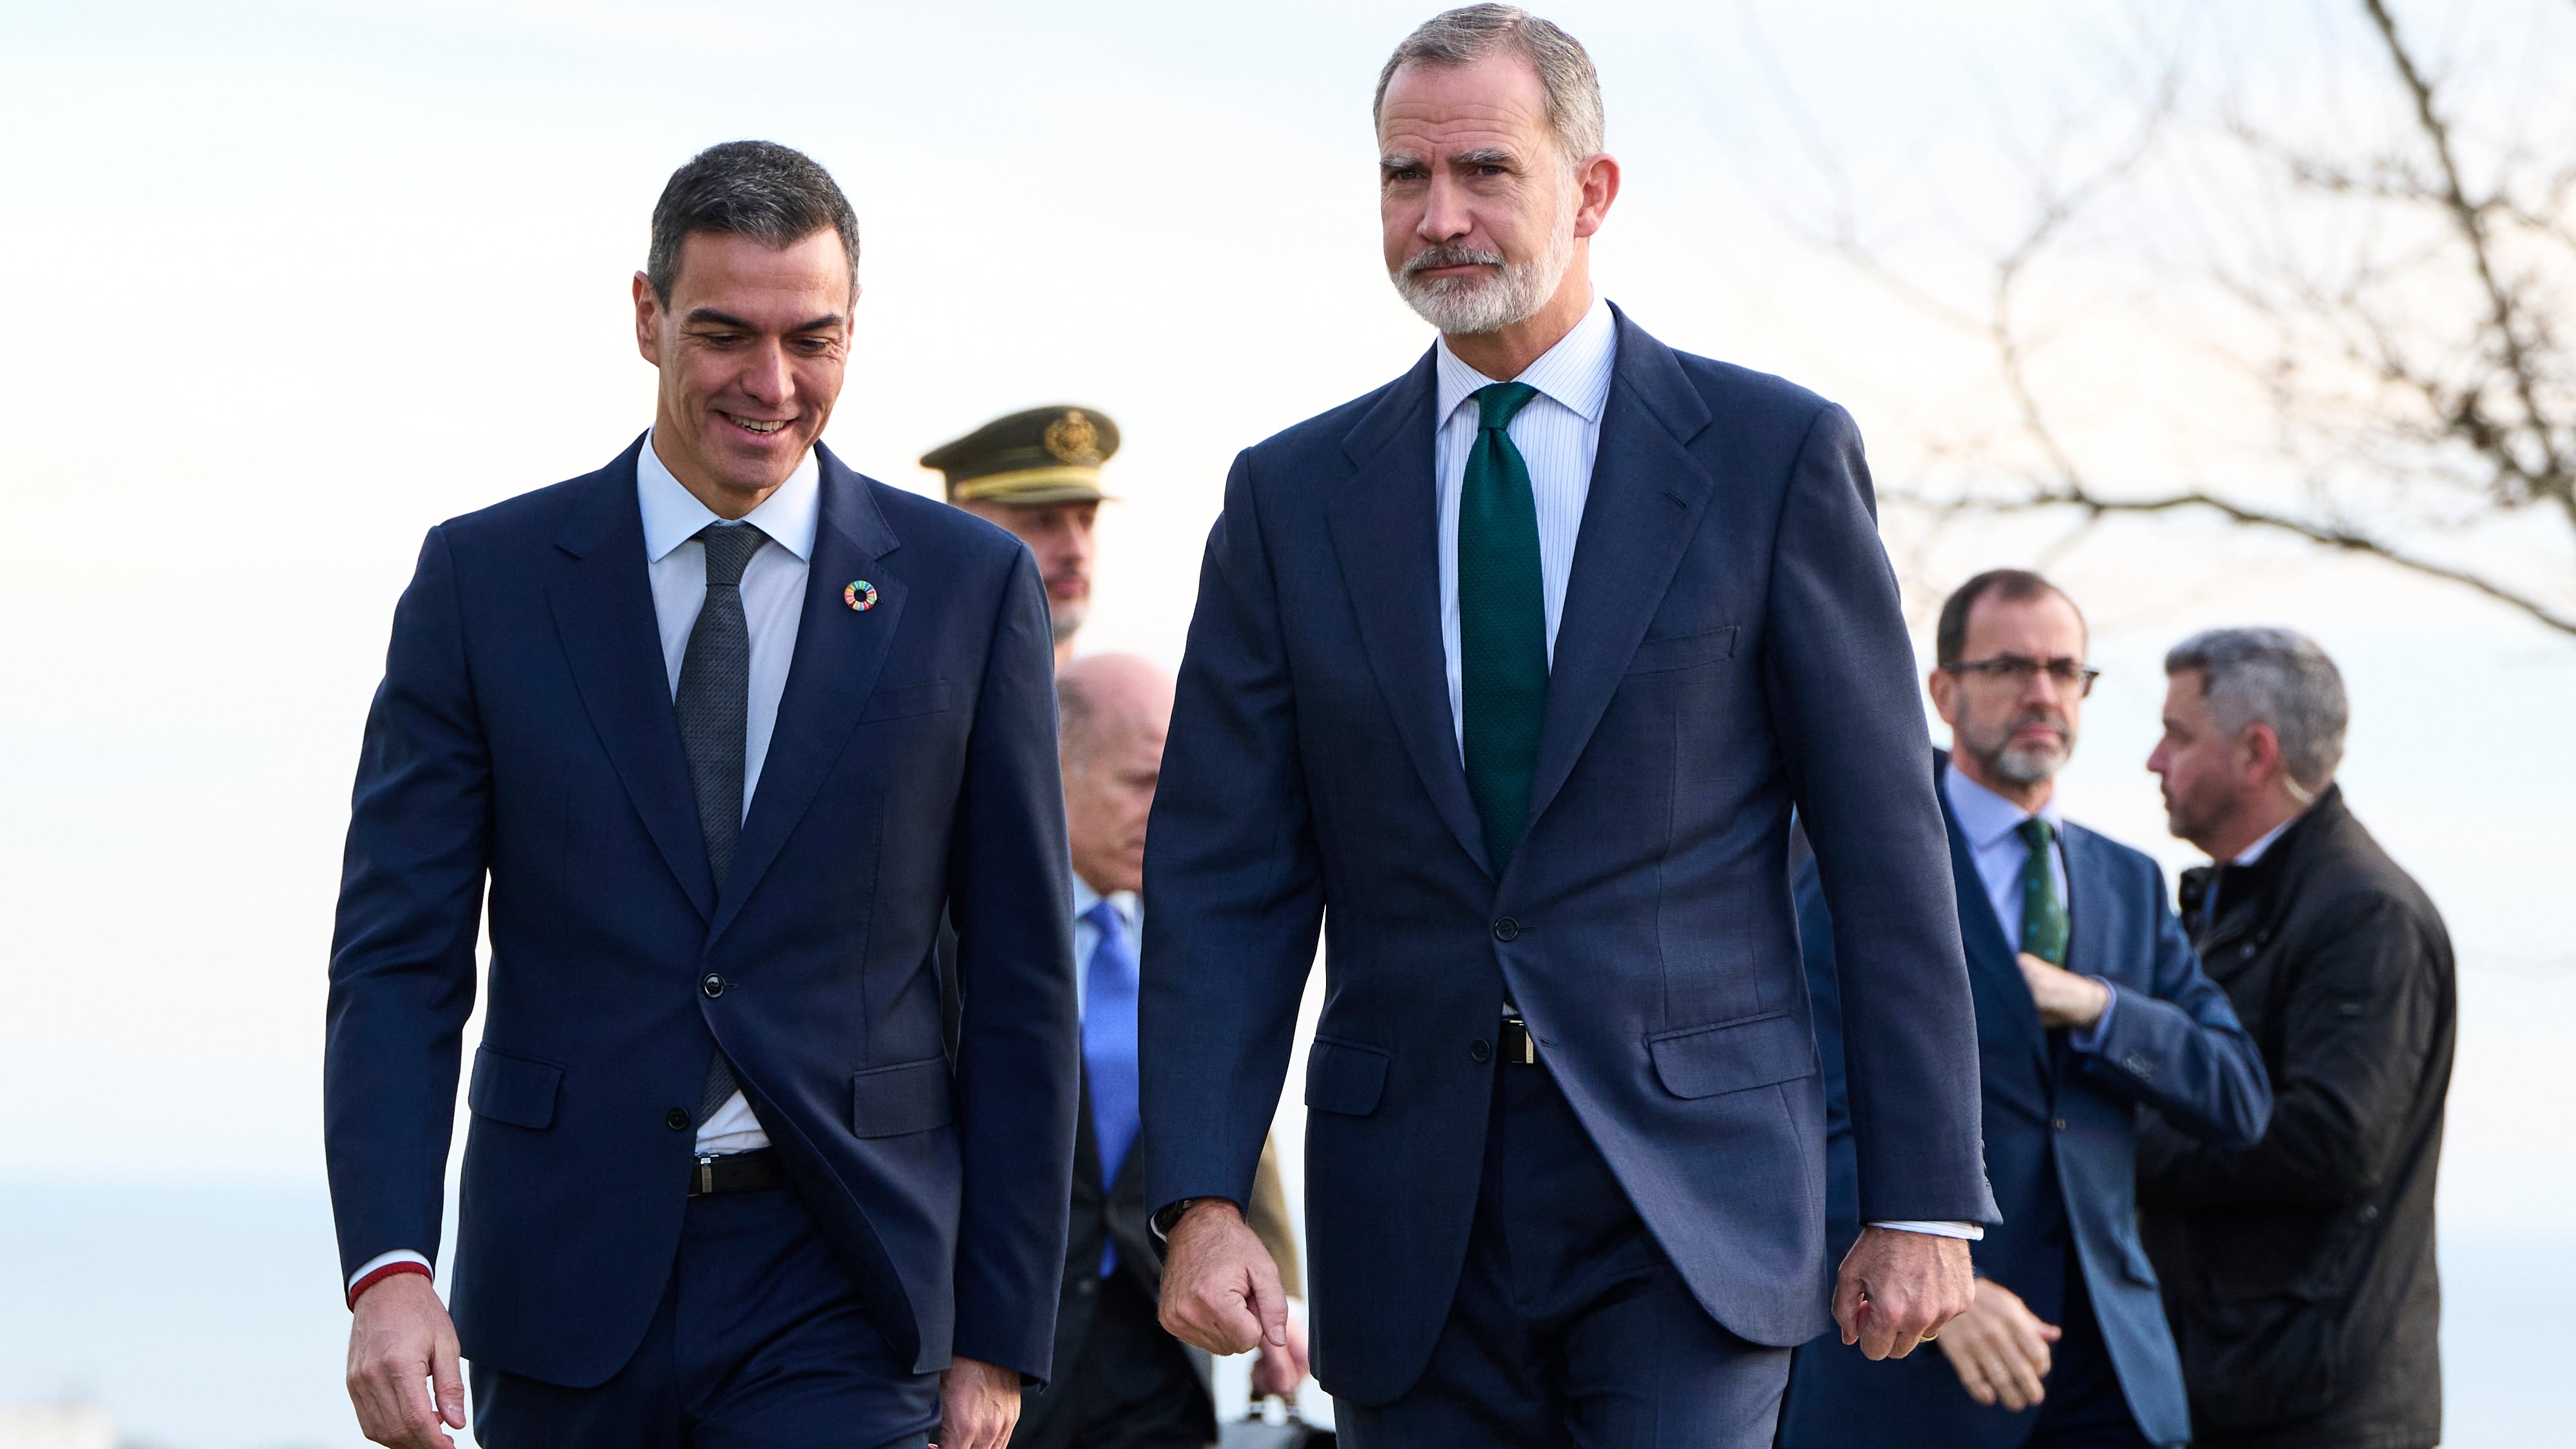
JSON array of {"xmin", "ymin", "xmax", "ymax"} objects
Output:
[{"xmin": 922, "ymin": 405, "xmax": 1119, "ymax": 506}]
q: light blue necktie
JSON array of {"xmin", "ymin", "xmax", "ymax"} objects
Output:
[{"xmin": 1081, "ymin": 898, "xmax": 1142, "ymax": 1276}]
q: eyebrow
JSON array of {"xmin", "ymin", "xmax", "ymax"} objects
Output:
[
  {"xmin": 1451, "ymin": 147, "xmax": 1516, "ymax": 167},
  {"xmin": 683, "ymin": 307, "xmax": 845, "ymax": 333},
  {"xmin": 1379, "ymin": 151, "xmax": 1427, "ymax": 173}
]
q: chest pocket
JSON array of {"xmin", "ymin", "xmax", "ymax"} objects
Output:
[{"xmin": 1624, "ymin": 625, "xmax": 1738, "ymax": 676}]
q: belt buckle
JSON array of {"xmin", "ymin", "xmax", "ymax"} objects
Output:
[{"xmin": 696, "ymin": 1154, "xmax": 716, "ymax": 1195}]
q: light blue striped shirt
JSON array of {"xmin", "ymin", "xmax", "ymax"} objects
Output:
[{"xmin": 1434, "ymin": 294, "xmax": 1616, "ymax": 755}]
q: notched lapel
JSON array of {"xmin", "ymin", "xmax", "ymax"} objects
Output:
[
  {"xmin": 710, "ymin": 452, "xmax": 904, "ymax": 942},
  {"xmin": 2060, "ymin": 825, "xmax": 2113, "ymax": 987},
  {"xmin": 547, "ymin": 446, "xmax": 715, "ymax": 919},
  {"xmin": 1524, "ymin": 316, "xmax": 1719, "ymax": 836},
  {"xmin": 1325, "ymin": 352, "xmax": 1495, "ymax": 878},
  {"xmin": 1941, "ymin": 795, "xmax": 2050, "ymax": 1069}
]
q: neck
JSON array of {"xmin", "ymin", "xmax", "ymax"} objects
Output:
[
  {"xmin": 1443, "ymin": 254, "xmax": 1593, "ymax": 381},
  {"xmin": 1054, "ymin": 636, "xmax": 1078, "ymax": 672},
  {"xmin": 2199, "ymin": 786, "xmax": 2307, "ymax": 864},
  {"xmin": 1951, "ymin": 748, "xmax": 2055, "ymax": 815},
  {"xmin": 651, "ymin": 417, "xmax": 785, "ymax": 522}
]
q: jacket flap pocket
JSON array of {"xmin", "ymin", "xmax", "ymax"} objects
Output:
[
  {"xmin": 1625, "ymin": 625, "xmax": 1738, "ymax": 676},
  {"xmin": 851, "ymin": 1057, "xmax": 955, "ymax": 1138},
  {"xmin": 1305, "ymin": 1037, "xmax": 1390, "ymax": 1117},
  {"xmin": 860, "ymin": 679, "xmax": 955, "ymax": 724},
  {"xmin": 468, "ymin": 1045, "xmax": 563, "ymax": 1130},
  {"xmin": 1647, "ymin": 1010, "xmax": 1814, "ymax": 1099}
]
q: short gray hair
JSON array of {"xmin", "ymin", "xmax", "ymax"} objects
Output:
[
  {"xmin": 2165, "ymin": 627, "xmax": 2350, "ymax": 793},
  {"xmin": 1374, "ymin": 5, "xmax": 1605, "ymax": 165},
  {"xmin": 647, "ymin": 140, "xmax": 860, "ymax": 305}
]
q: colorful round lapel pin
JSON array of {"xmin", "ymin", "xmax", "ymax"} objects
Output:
[{"xmin": 844, "ymin": 580, "xmax": 879, "ymax": 612}]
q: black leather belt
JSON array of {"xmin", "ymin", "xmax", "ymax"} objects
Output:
[
  {"xmin": 690, "ymin": 1148, "xmax": 786, "ymax": 1197},
  {"xmin": 1499, "ymin": 1015, "xmax": 1539, "ymax": 1066}
]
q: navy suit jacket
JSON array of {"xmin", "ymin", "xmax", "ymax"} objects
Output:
[
  {"xmin": 1139, "ymin": 309, "xmax": 1998, "ymax": 1406},
  {"xmin": 323, "ymin": 438, "xmax": 1080, "ymax": 1388},
  {"xmin": 1781, "ymin": 758, "xmax": 2271, "ymax": 1449}
]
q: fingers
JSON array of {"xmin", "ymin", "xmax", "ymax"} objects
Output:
[
  {"xmin": 430, "ymin": 1328, "xmax": 466, "ymax": 1431},
  {"xmin": 1831, "ymin": 1265, "xmax": 1866, "ymax": 1346},
  {"xmin": 1251, "ymin": 1257, "xmax": 1290, "ymax": 1350}
]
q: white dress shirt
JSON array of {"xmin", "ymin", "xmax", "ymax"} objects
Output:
[
  {"xmin": 1434, "ymin": 294, "xmax": 1615, "ymax": 753},
  {"xmin": 348, "ymin": 433, "xmax": 820, "ymax": 1294}
]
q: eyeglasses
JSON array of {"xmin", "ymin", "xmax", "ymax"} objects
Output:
[{"xmin": 1942, "ymin": 654, "xmax": 2101, "ymax": 697}]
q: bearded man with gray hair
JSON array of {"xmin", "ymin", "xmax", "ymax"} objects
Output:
[
  {"xmin": 1137, "ymin": 6, "xmax": 1994, "ymax": 1446},
  {"xmin": 2142, "ymin": 628, "xmax": 2456, "ymax": 1449}
]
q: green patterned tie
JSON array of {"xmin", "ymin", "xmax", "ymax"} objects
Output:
[
  {"xmin": 2016, "ymin": 817, "xmax": 2069, "ymax": 965},
  {"xmin": 1459, "ymin": 382, "xmax": 1548, "ymax": 873}
]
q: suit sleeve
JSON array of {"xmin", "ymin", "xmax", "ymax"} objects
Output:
[
  {"xmin": 324, "ymin": 526, "xmax": 489, "ymax": 1287},
  {"xmin": 1139, "ymin": 451, "xmax": 1326, "ymax": 1224},
  {"xmin": 1764, "ymin": 406, "xmax": 1996, "ymax": 1226},
  {"xmin": 945, "ymin": 549, "xmax": 1082, "ymax": 1378},
  {"xmin": 1792, "ymin": 849, "xmax": 1864, "ymax": 1255},
  {"xmin": 2139, "ymin": 899, "xmax": 2439, "ymax": 1210},
  {"xmin": 2074, "ymin": 871, "xmax": 2271, "ymax": 1148}
]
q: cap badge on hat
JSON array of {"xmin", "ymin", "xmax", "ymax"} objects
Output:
[
  {"xmin": 1043, "ymin": 409, "xmax": 1103, "ymax": 466},
  {"xmin": 844, "ymin": 580, "xmax": 879, "ymax": 612}
]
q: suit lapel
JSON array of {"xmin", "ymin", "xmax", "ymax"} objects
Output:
[
  {"xmin": 1937, "ymin": 767, "xmax": 2050, "ymax": 1070},
  {"xmin": 547, "ymin": 438, "xmax": 715, "ymax": 920},
  {"xmin": 1323, "ymin": 352, "xmax": 1495, "ymax": 878},
  {"xmin": 1522, "ymin": 312, "xmax": 1720, "ymax": 837},
  {"xmin": 709, "ymin": 447, "xmax": 904, "ymax": 943},
  {"xmin": 2060, "ymin": 824, "xmax": 2111, "ymax": 987}
]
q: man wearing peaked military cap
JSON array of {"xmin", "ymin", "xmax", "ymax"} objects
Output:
[{"xmin": 927, "ymin": 407, "xmax": 1117, "ymax": 670}]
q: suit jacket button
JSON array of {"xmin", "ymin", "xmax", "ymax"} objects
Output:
[
  {"xmin": 1492, "ymin": 918, "xmax": 1519, "ymax": 942},
  {"xmin": 1075, "ymin": 1276, "xmax": 1097, "ymax": 1296},
  {"xmin": 701, "ymin": 973, "xmax": 726, "ymax": 998},
  {"xmin": 1470, "ymin": 1039, "xmax": 1493, "ymax": 1064},
  {"xmin": 665, "ymin": 1108, "xmax": 692, "ymax": 1132},
  {"xmin": 2052, "ymin": 1117, "xmax": 2069, "ymax": 1132}
]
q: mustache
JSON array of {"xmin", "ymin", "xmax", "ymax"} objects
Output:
[
  {"xmin": 1400, "ymin": 244, "xmax": 1505, "ymax": 278},
  {"xmin": 2004, "ymin": 709, "xmax": 2070, "ymax": 739}
]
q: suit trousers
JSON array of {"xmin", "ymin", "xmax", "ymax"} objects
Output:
[
  {"xmin": 1012, "ymin": 1268, "xmax": 1209, "ymax": 1449},
  {"xmin": 469, "ymin": 1184, "xmax": 942, "ymax": 1449},
  {"xmin": 1337, "ymin": 1061, "xmax": 1790, "ymax": 1449}
]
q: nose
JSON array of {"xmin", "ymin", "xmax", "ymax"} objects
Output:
[
  {"xmin": 739, "ymin": 340, "xmax": 793, "ymax": 405},
  {"xmin": 1419, "ymin": 170, "xmax": 1473, "ymax": 244}
]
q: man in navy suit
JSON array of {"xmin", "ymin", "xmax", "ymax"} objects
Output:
[
  {"xmin": 1780, "ymin": 571, "xmax": 2272, "ymax": 1449},
  {"xmin": 325, "ymin": 141, "xmax": 1079, "ymax": 1449},
  {"xmin": 1137, "ymin": 10, "xmax": 1995, "ymax": 1446}
]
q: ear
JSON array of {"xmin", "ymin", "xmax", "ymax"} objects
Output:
[
  {"xmin": 1572, "ymin": 152, "xmax": 1621, "ymax": 239},
  {"xmin": 2238, "ymin": 721, "xmax": 2286, "ymax": 789},
  {"xmin": 1927, "ymin": 667, "xmax": 1961, "ymax": 728},
  {"xmin": 634, "ymin": 272, "xmax": 663, "ymax": 366}
]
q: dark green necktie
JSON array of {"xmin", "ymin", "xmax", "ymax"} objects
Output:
[
  {"xmin": 2015, "ymin": 817, "xmax": 2069, "ymax": 965},
  {"xmin": 1459, "ymin": 382, "xmax": 1548, "ymax": 873}
]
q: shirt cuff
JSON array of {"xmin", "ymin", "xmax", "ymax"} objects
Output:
[
  {"xmin": 348, "ymin": 1247, "xmax": 432, "ymax": 1293},
  {"xmin": 1868, "ymin": 1220, "xmax": 1985, "ymax": 1240},
  {"xmin": 2069, "ymin": 980, "xmax": 2119, "ymax": 1054}
]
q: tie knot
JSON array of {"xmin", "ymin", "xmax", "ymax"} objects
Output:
[
  {"xmin": 1083, "ymin": 898, "xmax": 1125, "ymax": 937},
  {"xmin": 2016, "ymin": 817, "xmax": 2056, "ymax": 852},
  {"xmin": 696, "ymin": 523, "xmax": 768, "ymax": 587},
  {"xmin": 1473, "ymin": 381, "xmax": 1540, "ymax": 432}
]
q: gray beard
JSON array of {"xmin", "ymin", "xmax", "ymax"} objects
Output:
[
  {"xmin": 1391, "ymin": 200, "xmax": 1577, "ymax": 336},
  {"xmin": 1989, "ymin": 735, "xmax": 2071, "ymax": 786}
]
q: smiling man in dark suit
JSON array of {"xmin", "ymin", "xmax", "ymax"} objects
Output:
[
  {"xmin": 1780, "ymin": 571, "xmax": 2271, "ymax": 1449},
  {"xmin": 325, "ymin": 141, "xmax": 1079, "ymax": 1449},
  {"xmin": 1135, "ymin": 9, "xmax": 1995, "ymax": 1446}
]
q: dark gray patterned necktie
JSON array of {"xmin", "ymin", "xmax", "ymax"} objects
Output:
[{"xmin": 676, "ymin": 521, "xmax": 767, "ymax": 1124}]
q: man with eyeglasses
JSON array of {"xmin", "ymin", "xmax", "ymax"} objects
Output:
[{"xmin": 1781, "ymin": 569, "xmax": 2272, "ymax": 1449}]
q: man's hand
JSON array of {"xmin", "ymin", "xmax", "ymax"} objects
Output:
[
  {"xmin": 1935, "ymin": 1278, "xmax": 2062, "ymax": 1411},
  {"xmin": 345, "ymin": 1273, "xmax": 466, "ymax": 1448},
  {"xmin": 931, "ymin": 1356, "xmax": 1021, "ymax": 1449},
  {"xmin": 1249, "ymin": 1305, "xmax": 1311, "ymax": 1399},
  {"xmin": 1159, "ymin": 1200, "xmax": 1289, "ymax": 1358},
  {"xmin": 2018, "ymin": 952, "xmax": 2110, "ymax": 1030},
  {"xmin": 1832, "ymin": 1226, "xmax": 1975, "ymax": 1360}
]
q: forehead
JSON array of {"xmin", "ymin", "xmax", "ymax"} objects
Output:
[
  {"xmin": 1962, "ymin": 588, "xmax": 2087, "ymax": 654},
  {"xmin": 1378, "ymin": 52, "xmax": 1552, "ymax": 154},
  {"xmin": 669, "ymin": 228, "xmax": 850, "ymax": 308}
]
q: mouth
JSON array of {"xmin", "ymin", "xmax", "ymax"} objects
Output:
[
  {"xmin": 1401, "ymin": 246, "xmax": 1504, "ymax": 283},
  {"xmin": 720, "ymin": 411, "xmax": 793, "ymax": 439}
]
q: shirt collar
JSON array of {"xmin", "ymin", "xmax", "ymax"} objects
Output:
[
  {"xmin": 1942, "ymin": 759, "xmax": 2064, "ymax": 851},
  {"xmin": 1070, "ymin": 875, "xmax": 1138, "ymax": 929},
  {"xmin": 2233, "ymin": 812, "xmax": 2300, "ymax": 866},
  {"xmin": 1434, "ymin": 294, "xmax": 1616, "ymax": 426},
  {"xmin": 636, "ymin": 429, "xmax": 822, "ymax": 565}
]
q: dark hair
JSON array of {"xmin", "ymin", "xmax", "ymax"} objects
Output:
[
  {"xmin": 646, "ymin": 140, "xmax": 860, "ymax": 305},
  {"xmin": 1934, "ymin": 569, "xmax": 2085, "ymax": 667}
]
